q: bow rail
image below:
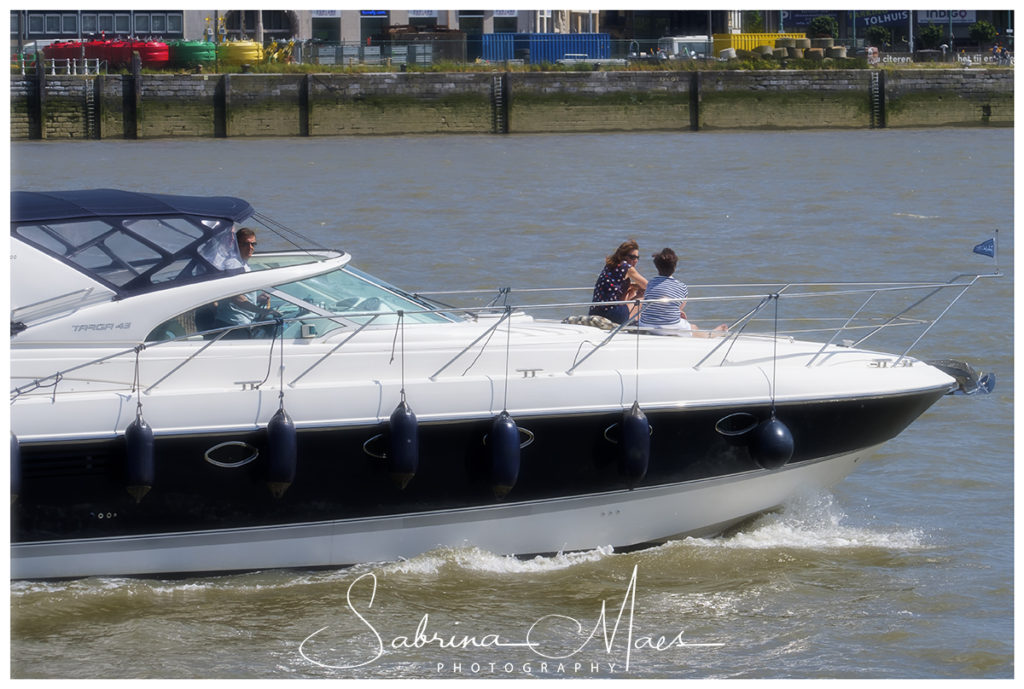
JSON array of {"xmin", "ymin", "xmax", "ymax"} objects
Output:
[{"xmin": 11, "ymin": 274, "xmax": 997, "ymax": 402}]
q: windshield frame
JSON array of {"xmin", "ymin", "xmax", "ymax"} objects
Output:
[{"xmin": 253, "ymin": 262, "xmax": 459, "ymax": 339}]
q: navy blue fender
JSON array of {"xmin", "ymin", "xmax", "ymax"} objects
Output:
[
  {"xmin": 387, "ymin": 400, "xmax": 419, "ymax": 489},
  {"xmin": 489, "ymin": 411, "xmax": 521, "ymax": 499},
  {"xmin": 125, "ymin": 416, "xmax": 155, "ymax": 503},
  {"xmin": 266, "ymin": 408, "xmax": 297, "ymax": 498},
  {"xmin": 620, "ymin": 401, "xmax": 650, "ymax": 487},
  {"xmin": 751, "ymin": 417, "xmax": 794, "ymax": 470}
]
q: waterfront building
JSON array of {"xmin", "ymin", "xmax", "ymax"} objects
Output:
[{"xmin": 10, "ymin": 9, "xmax": 1013, "ymax": 57}]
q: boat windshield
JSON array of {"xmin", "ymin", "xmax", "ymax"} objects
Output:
[
  {"xmin": 266, "ymin": 264, "xmax": 452, "ymax": 331},
  {"xmin": 145, "ymin": 258, "xmax": 454, "ymax": 342}
]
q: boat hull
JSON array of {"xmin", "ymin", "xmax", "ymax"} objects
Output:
[
  {"xmin": 11, "ymin": 445, "xmax": 873, "ymax": 580},
  {"xmin": 11, "ymin": 386, "xmax": 947, "ymax": 579}
]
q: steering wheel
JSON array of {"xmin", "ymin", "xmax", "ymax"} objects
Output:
[{"xmin": 274, "ymin": 303, "xmax": 310, "ymax": 320}]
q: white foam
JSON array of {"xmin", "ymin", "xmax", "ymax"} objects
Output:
[
  {"xmin": 892, "ymin": 211, "xmax": 940, "ymax": 220},
  {"xmin": 455, "ymin": 545, "xmax": 615, "ymax": 573},
  {"xmin": 378, "ymin": 544, "xmax": 615, "ymax": 576},
  {"xmin": 682, "ymin": 492, "xmax": 929, "ymax": 552}
]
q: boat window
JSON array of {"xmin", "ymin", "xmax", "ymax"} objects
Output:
[
  {"xmin": 14, "ymin": 216, "xmax": 243, "ymax": 293},
  {"xmin": 16, "ymin": 219, "xmax": 111, "ymax": 255},
  {"xmin": 272, "ymin": 266, "xmax": 450, "ymax": 326},
  {"xmin": 16, "ymin": 219, "xmax": 162, "ymax": 287},
  {"xmin": 197, "ymin": 225, "xmax": 246, "ymax": 272},
  {"xmin": 124, "ymin": 217, "xmax": 204, "ymax": 252},
  {"xmin": 146, "ymin": 294, "xmax": 281, "ymax": 342},
  {"xmin": 248, "ymin": 254, "xmax": 319, "ymax": 270},
  {"xmin": 144, "ymin": 264, "xmax": 452, "ymax": 343}
]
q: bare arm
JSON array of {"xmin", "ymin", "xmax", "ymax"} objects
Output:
[{"xmin": 625, "ymin": 265, "xmax": 647, "ymax": 290}]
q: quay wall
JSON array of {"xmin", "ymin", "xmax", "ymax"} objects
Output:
[
  {"xmin": 884, "ymin": 70, "xmax": 1013, "ymax": 127},
  {"xmin": 307, "ymin": 72, "xmax": 493, "ymax": 135},
  {"xmin": 11, "ymin": 69, "xmax": 1012, "ymax": 140},
  {"xmin": 698, "ymin": 71, "xmax": 873, "ymax": 130},
  {"xmin": 506, "ymin": 71, "xmax": 696, "ymax": 133}
]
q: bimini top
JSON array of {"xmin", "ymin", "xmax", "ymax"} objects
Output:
[
  {"xmin": 11, "ymin": 189, "xmax": 254, "ymax": 225},
  {"xmin": 11, "ymin": 189, "xmax": 258, "ymax": 301}
]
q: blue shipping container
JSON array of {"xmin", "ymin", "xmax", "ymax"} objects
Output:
[{"xmin": 482, "ymin": 33, "xmax": 611, "ymax": 64}]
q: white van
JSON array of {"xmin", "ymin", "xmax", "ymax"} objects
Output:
[{"xmin": 656, "ymin": 36, "xmax": 710, "ymax": 59}]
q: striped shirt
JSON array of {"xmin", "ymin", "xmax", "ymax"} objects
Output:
[{"xmin": 639, "ymin": 275, "xmax": 689, "ymax": 327}]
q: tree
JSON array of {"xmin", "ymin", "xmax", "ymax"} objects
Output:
[
  {"xmin": 917, "ymin": 23, "xmax": 945, "ymax": 50},
  {"xmin": 865, "ymin": 25, "xmax": 891, "ymax": 48},
  {"xmin": 743, "ymin": 10, "xmax": 764, "ymax": 33},
  {"xmin": 807, "ymin": 15, "xmax": 839, "ymax": 39},
  {"xmin": 969, "ymin": 20, "xmax": 998, "ymax": 46}
]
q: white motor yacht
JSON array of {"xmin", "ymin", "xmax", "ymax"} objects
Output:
[{"xmin": 10, "ymin": 189, "xmax": 996, "ymax": 579}]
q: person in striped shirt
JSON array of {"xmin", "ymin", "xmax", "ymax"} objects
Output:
[{"xmin": 639, "ymin": 247, "xmax": 727, "ymax": 337}]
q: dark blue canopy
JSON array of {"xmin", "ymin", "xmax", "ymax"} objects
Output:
[
  {"xmin": 11, "ymin": 189, "xmax": 254, "ymax": 225},
  {"xmin": 11, "ymin": 189, "xmax": 257, "ymax": 298}
]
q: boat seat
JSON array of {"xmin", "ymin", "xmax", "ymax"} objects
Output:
[
  {"xmin": 194, "ymin": 302, "xmax": 218, "ymax": 336},
  {"xmin": 175, "ymin": 310, "xmax": 197, "ymax": 334}
]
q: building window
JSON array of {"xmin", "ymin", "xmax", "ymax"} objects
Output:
[
  {"xmin": 27, "ymin": 13, "xmax": 44, "ymax": 35},
  {"xmin": 493, "ymin": 10, "xmax": 518, "ymax": 33},
  {"xmin": 18, "ymin": 9, "xmax": 183, "ymax": 40},
  {"xmin": 494, "ymin": 17, "xmax": 517, "ymax": 32},
  {"xmin": 458, "ymin": 10, "xmax": 484, "ymax": 34},
  {"xmin": 311, "ymin": 17, "xmax": 339, "ymax": 42},
  {"xmin": 361, "ymin": 12, "xmax": 389, "ymax": 43}
]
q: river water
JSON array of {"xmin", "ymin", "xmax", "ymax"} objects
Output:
[{"xmin": 9, "ymin": 129, "xmax": 1013, "ymax": 678}]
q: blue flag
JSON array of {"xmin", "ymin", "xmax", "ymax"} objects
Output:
[{"xmin": 973, "ymin": 238, "xmax": 995, "ymax": 258}]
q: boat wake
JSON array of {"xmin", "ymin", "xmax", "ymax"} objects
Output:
[
  {"xmin": 379, "ymin": 544, "xmax": 617, "ymax": 576},
  {"xmin": 346, "ymin": 490, "xmax": 933, "ymax": 582},
  {"xmin": 680, "ymin": 490, "xmax": 930, "ymax": 552},
  {"xmin": 10, "ymin": 490, "xmax": 930, "ymax": 596}
]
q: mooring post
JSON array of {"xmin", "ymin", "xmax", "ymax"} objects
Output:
[
  {"xmin": 33, "ymin": 57, "xmax": 46, "ymax": 140},
  {"xmin": 129, "ymin": 51, "xmax": 142, "ymax": 138},
  {"xmin": 690, "ymin": 71, "xmax": 701, "ymax": 131}
]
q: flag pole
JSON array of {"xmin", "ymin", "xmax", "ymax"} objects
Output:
[{"xmin": 995, "ymin": 228, "xmax": 1000, "ymax": 275}]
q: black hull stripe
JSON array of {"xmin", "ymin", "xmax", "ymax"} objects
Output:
[{"xmin": 13, "ymin": 387, "xmax": 947, "ymax": 544}]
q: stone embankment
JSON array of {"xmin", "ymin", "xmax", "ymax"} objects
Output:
[{"xmin": 11, "ymin": 68, "xmax": 1012, "ymax": 139}]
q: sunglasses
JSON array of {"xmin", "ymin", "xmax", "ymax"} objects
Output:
[{"xmin": 627, "ymin": 254, "xmax": 639, "ymax": 260}]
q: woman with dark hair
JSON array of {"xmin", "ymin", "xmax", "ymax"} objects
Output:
[
  {"xmin": 589, "ymin": 240, "xmax": 648, "ymax": 324},
  {"xmin": 639, "ymin": 247, "xmax": 727, "ymax": 337}
]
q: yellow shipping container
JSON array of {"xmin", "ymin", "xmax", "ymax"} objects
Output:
[{"xmin": 713, "ymin": 33, "xmax": 806, "ymax": 55}]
